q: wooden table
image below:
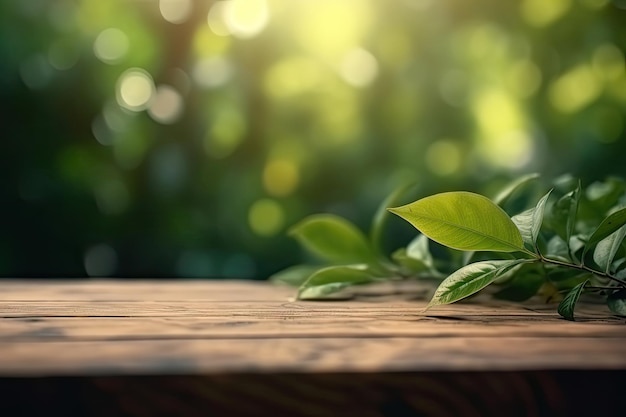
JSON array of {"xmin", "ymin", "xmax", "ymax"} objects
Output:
[{"xmin": 1, "ymin": 280, "xmax": 625, "ymax": 416}]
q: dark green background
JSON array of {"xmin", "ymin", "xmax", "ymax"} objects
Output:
[{"xmin": 2, "ymin": 0, "xmax": 625, "ymax": 279}]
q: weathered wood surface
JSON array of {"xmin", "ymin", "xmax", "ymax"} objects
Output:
[
  {"xmin": 1, "ymin": 280, "xmax": 625, "ymax": 416},
  {"xmin": 1, "ymin": 280, "xmax": 625, "ymax": 375}
]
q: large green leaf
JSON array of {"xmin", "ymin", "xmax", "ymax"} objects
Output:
[
  {"xmin": 427, "ymin": 259, "xmax": 528, "ymax": 307},
  {"xmin": 511, "ymin": 190, "xmax": 551, "ymax": 251},
  {"xmin": 582, "ymin": 207, "xmax": 626, "ymax": 259},
  {"xmin": 557, "ymin": 279, "xmax": 588, "ymax": 321},
  {"xmin": 297, "ymin": 265, "xmax": 376, "ymax": 300},
  {"xmin": 593, "ymin": 225, "xmax": 626, "ymax": 273},
  {"xmin": 389, "ymin": 192, "xmax": 525, "ymax": 253},
  {"xmin": 289, "ymin": 214, "xmax": 375, "ymax": 264}
]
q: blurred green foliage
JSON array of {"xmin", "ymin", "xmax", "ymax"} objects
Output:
[{"xmin": 1, "ymin": 0, "xmax": 625, "ymax": 279}]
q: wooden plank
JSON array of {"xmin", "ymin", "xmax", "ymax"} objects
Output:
[
  {"xmin": 0, "ymin": 280, "xmax": 624, "ymax": 377},
  {"xmin": 1, "ymin": 337, "xmax": 626, "ymax": 376},
  {"xmin": 1, "ymin": 280, "xmax": 625, "ymax": 416},
  {"xmin": 0, "ymin": 280, "xmax": 288, "ymax": 301}
]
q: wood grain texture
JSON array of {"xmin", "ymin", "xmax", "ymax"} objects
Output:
[
  {"xmin": 0, "ymin": 279, "xmax": 625, "ymax": 376},
  {"xmin": 1, "ymin": 280, "xmax": 625, "ymax": 416}
]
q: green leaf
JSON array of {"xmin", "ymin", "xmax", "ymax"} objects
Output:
[
  {"xmin": 550, "ymin": 183, "xmax": 581, "ymax": 245},
  {"xmin": 389, "ymin": 192, "xmax": 525, "ymax": 253},
  {"xmin": 269, "ymin": 265, "xmax": 321, "ymax": 286},
  {"xmin": 427, "ymin": 259, "xmax": 528, "ymax": 307},
  {"xmin": 582, "ymin": 207, "xmax": 626, "ymax": 259},
  {"xmin": 546, "ymin": 235, "xmax": 570, "ymax": 261},
  {"xmin": 607, "ymin": 289, "xmax": 626, "ymax": 317},
  {"xmin": 557, "ymin": 279, "xmax": 588, "ymax": 321},
  {"xmin": 593, "ymin": 225, "xmax": 626, "ymax": 273},
  {"xmin": 391, "ymin": 235, "xmax": 442, "ymax": 276},
  {"xmin": 493, "ymin": 267, "xmax": 545, "ymax": 302},
  {"xmin": 492, "ymin": 173, "xmax": 540, "ymax": 206},
  {"xmin": 511, "ymin": 190, "xmax": 552, "ymax": 250},
  {"xmin": 391, "ymin": 248, "xmax": 429, "ymax": 273},
  {"xmin": 511, "ymin": 208, "xmax": 534, "ymax": 250},
  {"xmin": 297, "ymin": 265, "xmax": 376, "ymax": 300},
  {"xmin": 405, "ymin": 234, "xmax": 434, "ymax": 268},
  {"xmin": 586, "ymin": 178, "xmax": 626, "ymax": 214},
  {"xmin": 289, "ymin": 214, "xmax": 374, "ymax": 264},
  {"xmin": 370, "ymin": 182, "xmax": 417, "ymax": 257}
]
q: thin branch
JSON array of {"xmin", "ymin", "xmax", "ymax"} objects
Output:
[{"xmin": 539, "ymin": 255, "xmax": 626, "ymax": 287}]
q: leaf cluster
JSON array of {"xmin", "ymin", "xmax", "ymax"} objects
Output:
[{"xmin": 271, "ymin": 175, "xmax": 626, "ymax": 320}]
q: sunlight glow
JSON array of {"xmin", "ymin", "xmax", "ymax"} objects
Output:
[
  {"xmin": 264, "ymin": 56, "xmax": 323, "ymax": 98},
  {"xmin": 263, "ymin": 159, "xmax": 300, "ymax": 196},
  {"xmin": 592, "ymin": 44, "xmax": 625, "ymax": 82},
  {"xmin": 159, "ymin": 0, "xmax": 193, "ymax": 24},
  {"xmin": 506, "ymin": 60, "xmax": 542, "ymax": 98},
  {"xmin": 148, "ymin": 85, "xmax": 184, "ymax": 124},
  {"xmin": 292, "ymin": 0, "xmax": 372, "ymax": 58},
  {"xmin": 549, "ymin": 65, "xmax": 601, "ymax": 113},
  {"xmin": 248, "ymin": 199, "xmax": 284, "ymax": 236},
  {"xmin": 338, "ymin": 48, "xmax": 379, "ymax": 88},
  {"xmin": 473, "ymin": 89, "xmax": 534, "ymax": 169},
  {"xmin": 225, "ymin": 0, "xmax": 269, "ymax": 39},
  {"xmin": 93, "ymin": 28, "xmax": 129, "ymax": 64},
  {"xmin": 116, "ymin": 68, "xmax": 155, "ymax": 111},
  {"xmin": 208, "ymin": 0, "xmax": 269, "ymax": 39},
  {"xmin": 426, "ymin": 140, "xmax": 462, "ymax": 176},
  {"xmin": 193, "ymin": 56, "xmax": 233, "ymax": 88},
  {"xmin": 204, "ymin": 108, "xmax": 247, "ymax": 158},
  {"xmin": 521, "ymin": 0, "xmax": 571, "ymax": 27}
]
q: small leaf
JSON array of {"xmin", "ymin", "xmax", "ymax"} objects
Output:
[
  {"xmin": 550, "ymin": 183, "xmax": 581, "ymax": 245},
  {"xmin": 392, "ymin": 248, "xmax": 430, "ymax": 273},
  {"xmin": 607, "ymin": 289, "xmax": 626, "ymax": 317},
  {"xmin": 593, "ymin": 225, "xmax": 626, "ymax": 273},
  {"xmin": 389, "ymin": 192, "xmax": 525, "ymax": 253},
  {"xmin": 530, "ymin": 190, "xmax": 552, "ymax": 246},
  {"xmin": 511, "ymin": 208, "xmax": 534, "ymax": 250},
  {"xmin": 512, "ymin": 190, "xmax": 552, "ymax": 251},
  {"xmin": 586, "ymin": 178, "xmax": 626, "ymax": 213},
  {"xmin": 492, "ymin": 173, "xmax": 540, "ymax": 206},
  {"xmin": 546, "ymin": 235, "xmax": 570, "ymax": 261},
  {"xmin": 557, "ymin": 279, "xmax": 589, "ymax": 321},
  {"xmin": 428, "ymin": 259, "xmax": 528, "ymax": 307},
  {"xmin": 370, "ymin": 182, "xmax": 417, "ymax": 257},
  {"xmin": 582, "ymin": 207, "xmax": 626, "ymax": 258},
  {"xmin": 567, "ymin": 181, "xmax": 582, "ymax": 246},
  {"xmin": 405, "ymin": 234, "xmax": 434, "ymax": 268},
  {"xmin": 297, "ymin": 265, "xmax": 376, "ymax": 300},
  {"xmin": 269, "ymin": 265, "xmax": 321, "ymax": 286},
  {"xmin": 493, "ymin": 267, "xmax": 545, "ymax": 302},
  {"xmin": 289, "ymin": 214, "xmax": 374, "ymax": 264},
  {"xmin": 392, "ymin": 235, "xmax": 442, "ymax": 277}
]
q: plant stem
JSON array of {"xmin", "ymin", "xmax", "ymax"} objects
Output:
[
  {"xmin": 538, "ymin": 255, "xmax": 626, "ymax": 287},
  {"xmin": 584, "ymin": 285, "xmax": 620, "ymax": 291}
]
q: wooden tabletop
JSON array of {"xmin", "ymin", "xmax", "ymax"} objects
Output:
[{"xmin": 1, "ymin": 279, "xmax": 625, "ymax": 416}]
